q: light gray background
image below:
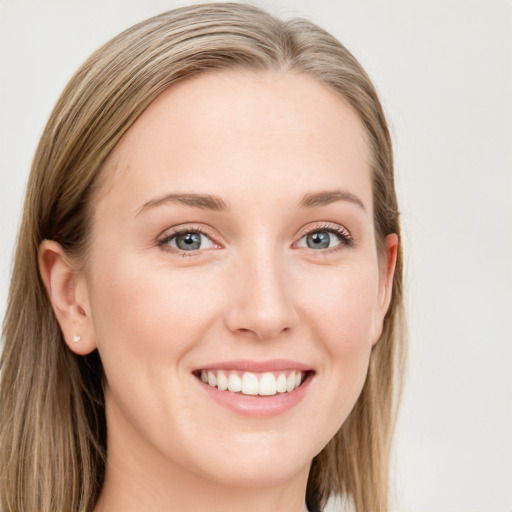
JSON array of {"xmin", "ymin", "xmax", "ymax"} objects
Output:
[{"xmin": 1, "ymin": 1, "xmax": 511, "ymax": 511}]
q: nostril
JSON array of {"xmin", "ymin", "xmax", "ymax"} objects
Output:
[{"xmin": 233, "ymin": 325, "xmax": 293, "ymax": 340}]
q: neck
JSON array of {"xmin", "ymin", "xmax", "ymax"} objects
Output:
[{"xmin": 95, "ymin": 457, "xmax": 309, "ymax": 512}]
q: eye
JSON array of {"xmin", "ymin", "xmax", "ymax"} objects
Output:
[
  {"xmin": 295, "ymin": 224, "xmax": 353, "ymax": 251},
  {"xmin": 302, "ymin": 231, "xmax": 337, "ymax": 249},
  {"xmin": 297, "ymin": 230, "xmax": 341, "ymax": 250},
  {"xmin": 159, "ymin": 229, "xmax": 217, "ymax": 253}
]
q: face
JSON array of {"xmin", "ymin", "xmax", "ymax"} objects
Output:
[{"xmin": 79, "ymin": 71, "xmax": 396, "ymax": 490}]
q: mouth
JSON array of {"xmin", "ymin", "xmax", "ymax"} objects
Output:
[
  {"xmin": 193, "ymin": 369, "xmax": 311, "ymax": 396},
  {"xmin": 192, "ymin": 360, "xmax": 315, "ymax": 416}
]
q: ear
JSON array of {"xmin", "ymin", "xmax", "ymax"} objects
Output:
[
  {"xmin": 38, "ymin": 240, "xmax": 97, "ymax": 355},
  {"xmin": 371, "ymin": 233, "xmax": 399, "ymax": 346}
]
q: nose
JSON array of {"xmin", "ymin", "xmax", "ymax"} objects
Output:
[{"xmin": 224, "ymin": 248, "xmax": 299, "ymax": 341}]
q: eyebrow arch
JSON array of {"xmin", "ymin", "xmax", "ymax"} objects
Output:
[
  {"xmin": 136, "ymin": 193, "xmax": 229, "ymax": 216},
  {"xmin": 299, "ymin": 189, "xmax": 366, "ymax": 211}
]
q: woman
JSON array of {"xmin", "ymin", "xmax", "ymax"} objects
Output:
[{"xmin": 0, "ymin": 3, "xmax": 405, "ymax": 512}]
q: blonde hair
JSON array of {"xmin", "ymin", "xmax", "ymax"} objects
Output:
[{"xmin": 0, "ymin": 4, "xmax": 405, "ymax": 511}]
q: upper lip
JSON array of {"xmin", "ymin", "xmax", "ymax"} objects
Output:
[{"xmin": 194, "ymin": 359, "xmax": 314, "ymax": 373}]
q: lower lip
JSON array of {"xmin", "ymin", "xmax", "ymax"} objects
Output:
[{"xmin": 195, "ymin": 373, "xmax": 313, "ymax": 417}]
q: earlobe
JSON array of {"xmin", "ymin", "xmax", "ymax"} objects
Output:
[{"xmin": 38, "ymin": 240, "xmax": 97, "ymax": 355}]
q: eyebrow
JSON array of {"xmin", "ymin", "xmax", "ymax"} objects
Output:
[
  {"xmin": 299, "ymin": 189, "xmax": 366, "ymax": 211},
  {"xmin": 136, "ymin": 188, "xmax": 365, "ymax": 216},
  {"xmin": 136, "ymin": 193, "xmax": 229, "ymax": 216}
]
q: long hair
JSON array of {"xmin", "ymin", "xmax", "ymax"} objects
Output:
[{"xmin": 0, "ymin": 4, "xmax": 406, "ymax": 511}]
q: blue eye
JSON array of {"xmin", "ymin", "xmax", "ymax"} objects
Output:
[
  {"xmin": 161, "ymin": 230, "xmax": 216, "ymax": 251},
  {"xmin": 307, "ymin": 231, "xmax": 335, "ymax": 249},
  {"xmin": 297, "ymin": 231, "xmax": 340, "ymax": 250},
  {"xmin": 296, "ymin": 226, "xmax": 352, "ymax": 251}
]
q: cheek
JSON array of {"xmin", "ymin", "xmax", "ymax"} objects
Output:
[
  {"xmin": 299, "ymin": 263, "xmax": 380, "ymax": 350},
  {"xmin": 297, "ymin": 264, "xmax": 379, "ymax": 414},
  {"xmin": 87, "ymin": 254, "xmax": 221, "ymax": 370},
  {"xmin": 86, "ymin": 254, "xmax": 226, "ymax": 444}
]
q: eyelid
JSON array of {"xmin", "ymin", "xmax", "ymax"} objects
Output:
[
  {"xmin": 155, "ymin": 221, "xmax": 353, "ymax": 255},
  {"xmin": 296, "ymin": 221, "xmax": 352, "ymax": 239},
  {"xmin": 157, "ymin": 224, "xmax": 223, "ymax": 254},
  {"xmin": 294, "ymin": 221, "xmax": 354, "ymax": 250}
]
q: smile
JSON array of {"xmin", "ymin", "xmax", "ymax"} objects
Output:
[
  {"xmin": 198, "ymin": 369, "xmax": 305, "ymax": 396},
  {"xmin": 193, "ymin": 360, "xmax": 314, "ymax": 417}
]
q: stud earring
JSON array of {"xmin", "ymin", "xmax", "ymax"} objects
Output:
[{"xmin": 72, "ymin": 334, "xmax": 81, "ymax": 343}]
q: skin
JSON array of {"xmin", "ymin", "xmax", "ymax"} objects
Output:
[{"xmin": 39, "ymin": 70, "xmax": 397, "ymax": 512}]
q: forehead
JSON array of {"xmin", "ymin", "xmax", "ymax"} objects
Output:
[{"xmin": 95, "ymin": 70, "xmax": 372, "ymax": 215}]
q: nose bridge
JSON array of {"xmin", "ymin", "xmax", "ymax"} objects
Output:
[{"xmin": 225, "ymin": 240, "xmax": 298, "ymax": 340}]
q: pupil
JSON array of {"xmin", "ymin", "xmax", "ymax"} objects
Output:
[
  {"xmin": 307, "ymin": 231, "xmax": 330, "ymax": 249},
  {"xmin": 177, "ymin": 232, "xmax": 201, "ymax": 250}
]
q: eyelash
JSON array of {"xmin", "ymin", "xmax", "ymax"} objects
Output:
[
  {"xmin": 157, "ymin": 225, "xmax": 220, "ymax": 256},
  {"xmin": 296, "ymin": 222, "xmax": 354, "ymax": 253},
  {"xmin": 157, "ymin": 222, "xmax": 353, "ymax": 256}
]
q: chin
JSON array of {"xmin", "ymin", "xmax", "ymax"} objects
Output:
[
  {"xmin": 203, "ymin": 456, "xmax": 310, "ymax": 489},
  {"xmin": 182, "ymin": 431, "xmax": 317, "ymax": 489}
]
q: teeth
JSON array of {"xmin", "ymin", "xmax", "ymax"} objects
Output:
[
  {"xmin": 241, "ymin": 373, "xmax": 259, "ymax": 395},
  {"xmin": 199, "ymin": 370, "xmax": 305, "ymax": 396},
  {"xmin": 276, "ymin": 374, "xmax": 287, "ymax": 393},
  {"xmin": 228, "ymin": 373, "xmax": 242, "ymax": 393},
  {"xmin": 217, "ymin": 371, "xmax": 228, "ymax": 391},
  {"xmin": 286, "ymin": 371, "xmax": 296, "ymax": 392},
  {"xmin": 259, "ymin": 372, "xmax": 277, "ymax": 396}
]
